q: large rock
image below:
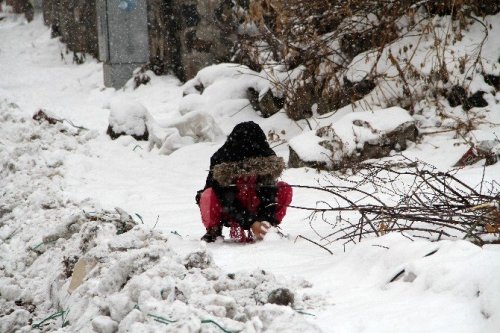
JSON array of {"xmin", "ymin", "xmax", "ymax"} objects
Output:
[
  {"xmin": 484, "ymin": 74, "xmax": 500, "ymax": 91},
  {"xmin": 447, "ymin": 86, "xmax": 489, "ymax": 110},
  {"xmin": 447, "ymin": 85, "xmax": 467, "ymax": 107},
  {"xmin": 288, "ymin": 107, "xmax": 418, "ymax": 170},
  {"xmin": 247, "ymin": 87, "xmax": 284, "ymax": 118},
  {"xmin": 465, "ymin": 91, "xmax": 488, "ymax": 110}
]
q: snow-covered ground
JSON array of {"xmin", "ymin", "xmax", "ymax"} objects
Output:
[{"xmin": 1, "ymin": 12, "xmax": 500, "ymax": 333}]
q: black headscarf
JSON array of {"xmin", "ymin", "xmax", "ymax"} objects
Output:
[
  {"xmin": 211, "ymin": 121, "xmax": 275, "ymax": 165},
  {"xmin": 203, "ymin": 121, "xmax": 275, "ymax": 189}
]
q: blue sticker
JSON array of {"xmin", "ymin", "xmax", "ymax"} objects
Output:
[{"xmin": 118, "ymin": 0, "xmax": 136, "ymax": 12}]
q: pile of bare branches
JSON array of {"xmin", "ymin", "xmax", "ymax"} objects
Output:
[{"xmin": 292, "ymin": 159, "xmax": 499, "ymax": 249}]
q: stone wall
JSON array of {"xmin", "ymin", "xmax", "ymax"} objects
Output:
[
  {"xmin": 42, "ymin": 0, "xmax": 98, "ymax": 58},
  {"xmin": 40, "ymin": 0, "xmax": 237, "ymax": 81},
  {"xmin": 147, "ymin": 0, "xmax": 181, "ymax": 76},
  {"xmin": 173, "ymin": 0, "xmax": 236, "ymax": 80},
  {"xmin": 5, "ymin": 0, "xmax": 34, "ymax": 21}
]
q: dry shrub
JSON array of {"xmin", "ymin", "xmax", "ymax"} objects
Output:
[{"xmin": 237, "ymin": 0, "xmax": 489, "ymax": 120}]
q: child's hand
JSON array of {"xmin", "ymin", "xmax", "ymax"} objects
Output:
[{"xmin": 251, "ymin": 221, "xmax": 271, "ymax": 240}]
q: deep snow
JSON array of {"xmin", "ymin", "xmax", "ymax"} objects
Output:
[{"xmin": 1, "ymin": 11, "xmax": 500, "ymax": 333}]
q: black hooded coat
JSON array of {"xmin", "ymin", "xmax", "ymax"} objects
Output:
[{"xmin": 197, "ymin": 121, "xmax": 285, "ymax": 229}]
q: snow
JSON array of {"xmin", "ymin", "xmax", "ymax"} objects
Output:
[
  {"xmin": 182, "ymin": 63, "xmax": 271, "ymax": 105},
  {"xmin": 1, "ymin": 11, "xmax": 500, "ymax": 333},
  {"xmin": 179, "ymin": 63, "xmax": 290, "ymax": 135},
  {"xmin": 0, "ymin": 103, "xmax": 320, "ymax": 332},
  {"xmin": 288, "ymin": 130, "xmax": 332, "ymax": 164}
]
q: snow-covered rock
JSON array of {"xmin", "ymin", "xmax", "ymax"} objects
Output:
[
  {"xmin": 289, "ymin": 107, "xmax": 417, "ymax": 169},
  {"xmin": 182, "ymin": 63, "xmax": 268, "ymax": 96},
  {"xmin": 107, "ymin": 98, "xmax": 152, "ymax": 141}
]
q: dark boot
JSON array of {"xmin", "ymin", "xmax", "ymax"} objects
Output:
[{"xmin": 201, "ymin": 225, "xmax": 223, "ymax": 243}]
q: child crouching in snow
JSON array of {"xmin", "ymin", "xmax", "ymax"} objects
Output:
[{"xmin": 196, "ymin": 121, "xmax": 293, "ymax": 242}]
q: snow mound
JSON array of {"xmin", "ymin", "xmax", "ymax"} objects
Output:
[
  {"xmin": 107, "ymin": 98, "xmax": 224, "ymax": 155},
  {"xmin": 149, "ymin": 110, "xmax": 225, "ymax": 155},
  {"xmin": 182, "ymin": 63, "xmax": 268, "ymax": 95},
  {"xmin": 179, "ymin": 63, "xmax": 271, "ymax": 118},
  {"xmin": 0, "ymin": 101, "xmax": 321, "ymax": 332}
]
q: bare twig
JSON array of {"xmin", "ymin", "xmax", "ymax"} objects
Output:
[{"xmin": 295, "ymin": 234, "xmax": 333, "ymax": 255}]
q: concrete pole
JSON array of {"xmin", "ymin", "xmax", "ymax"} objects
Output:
[
  {"xmin": 32, "ymin": 0, "xmax": 42, "ymax": 10},
  {"xmin": 96, "ymin": 0, "xmax": 149, "ymax": 89}
]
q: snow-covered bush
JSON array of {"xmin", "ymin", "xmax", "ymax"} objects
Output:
[
  {"xmin": 106, "ymin": 98, "xmax": 224, "ymax": 155},
  {"xmin": 148, "ymin": 110, "xmax": 225, "ymax": 155},
  {"xmin": 179, "ymin": 63, "xmax": 283, "ymax": 118},
  {"xmin": 237, "ymin": 0, "xmax": 500, "ymax": 120}
]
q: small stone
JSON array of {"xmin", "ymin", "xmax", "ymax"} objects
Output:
[
  {"xmin": 32, "ymin": 110, "xmax": 60, "ymax": 125},
  {"xmin": 92, "ymin": 316, "xmax": 118, "ymax": 333},
  {"xmin": 465, "ymin": 91, "xmax": 488, "ymax": 109},
  {"xmin": 267, "ymin": 288, "xmax": 294, "ymax": 306}
]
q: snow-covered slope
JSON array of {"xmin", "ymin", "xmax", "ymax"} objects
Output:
[{"xmin": 1, "ymin": 12, "xmax": 500, "ymax": 333}]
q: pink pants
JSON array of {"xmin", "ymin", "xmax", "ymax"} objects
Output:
[{"xmin": 200, "ymin": 182, "xmax": 293, "ymax": 229}]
